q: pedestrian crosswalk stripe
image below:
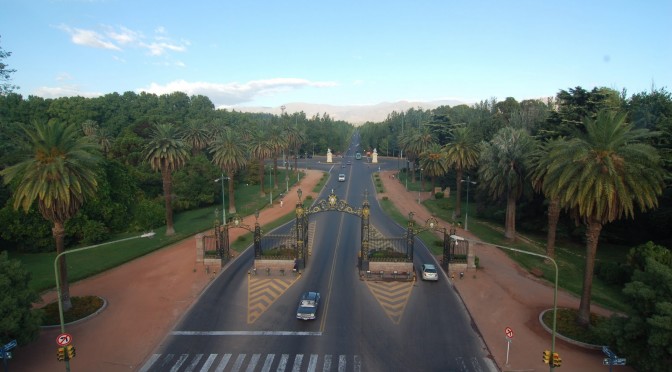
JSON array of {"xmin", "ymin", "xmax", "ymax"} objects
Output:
[{"xmin": 141, "ymin": 352, "xmax": 494, "ymax": 372}]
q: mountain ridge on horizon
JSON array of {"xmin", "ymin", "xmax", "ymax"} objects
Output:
[{"xmin": 227, "ymin": 99, "xmax": 470, "ymax": 125}]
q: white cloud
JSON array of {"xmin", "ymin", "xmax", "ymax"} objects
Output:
[
  {"xmin": 33, "ymin": 85, "xmax": 102, "ymax": 99},
  {"xmin": 59, "ymin": 25, "xmax": 121, "ymax": 50},
  {"xmin": 58, "ymin": 24, "xmax": 188, "ymax": 57},
  {"xmin": 106, "ymin": 26, "xmax": 139, "ymax": 45},
  {"xmin": 138, "ymin": 78, "xmax": 338, "ymax": 106}
]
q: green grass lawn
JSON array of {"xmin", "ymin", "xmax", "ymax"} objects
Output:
[
  {"xmin": 12, "ymin": 171, "xmax": 311, "ymax": 294},
  {"xmin": 419, "ymin": 192, "xmax": 631, "ymax": 313}
]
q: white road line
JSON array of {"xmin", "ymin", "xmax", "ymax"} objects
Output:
[
  {"xmin": 261, "ymin": 354, "xmax": 275, "ymax": 372},
  {"xmin": 277, "ymin": 354, "xmax": 289, "ymax": 372},
  {"xmin": 184, "ymin": 353, "xmax": 203, "ymax": 372},
  {"xmin": 214, "ymin": 353, "xmax": 232, "ymax": 372},
  {"xmin": 291, "ymin": 354, "xmax": 303, "ymax": 372},
  {"xmin": 170, "ymin": 353, "xmax": 188, "ymax": 372},
  {"xmin": 246, "ymin": 354, "xmax": 261, "ymax": 372},
  {"xmin": 172, "ymin": 331, "xmax": 322, "ymax": 336},
  {"xmin": 322, "ymin": 354, "xmax": 332, "ymax": 372},
  {"xmin": 138, "ymin": 353, "xmax": 160, "ymax": 372},
  {"xmin": 306, "ymin": 354, "xmax": 318, "ymax": 372},
  {"xmin": 199, "ymin": 354, "xmax": 217, "ymax": 372}
]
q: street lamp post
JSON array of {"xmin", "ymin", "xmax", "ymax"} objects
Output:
[
  {"xmin": 461, "ymin": 176, "xmax": 477, "ymax": 231},
  {"xmin": 269, "ymin": 165, "xmax": 273, "ymax": 207},
  {"xmin": 418, "ymin": 168, "xmax": 423, "ymax": 203},
  {"xmin": 215, "ymin": 173, "xmax": 228, "ymax": 224},
  {"xmin": 54, "ymin": 232, "xmax": 156, "ymax": 372},
  {"xmin": 460, "ymin": 237, "xmax": 559, "ymax": 372}
]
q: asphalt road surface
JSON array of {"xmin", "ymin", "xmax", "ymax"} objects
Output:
[{"xmin": 140, "ymin": 134, "xmax": 496, "ymax": 372}]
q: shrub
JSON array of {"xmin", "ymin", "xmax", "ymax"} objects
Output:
[{"xmin": 434, "ymin": 192, "xmax": 444, "ymax": 199}]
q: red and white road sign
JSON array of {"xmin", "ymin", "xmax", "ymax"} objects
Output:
[
  {"xmin": 505, "ymin": 327, "xmax": 514, "ymax": 338},
  {"xmin": 56, "ymin": 333, "xmax": 72, "ymax": 346}
]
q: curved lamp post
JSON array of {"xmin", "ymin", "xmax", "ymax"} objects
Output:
[
  {"xmin": 215, "ymin": 173, "xmax": 229, "ymax": 224},
  {"xmin": 54, "ymin": 232, "xmax": 156, "ymax": 371},
  {"xmin": 461, "ymin": 176, "xmax": 477, "ymax": 231}
]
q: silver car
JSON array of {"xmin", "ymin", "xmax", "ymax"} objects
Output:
[{"xmin": 421, "ymin": 264, "xmax": 438, "ymax": 281}]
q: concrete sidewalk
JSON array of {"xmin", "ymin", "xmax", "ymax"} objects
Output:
[
  {"xmin": 10, "ymin": 168, "xmax": 632, "ymax": 371},
  {"xmin": 378, "ymin": 170, "xmax": 633, "ymax": 372}
]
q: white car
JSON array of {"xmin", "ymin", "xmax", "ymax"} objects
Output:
[
  {"xmin": 338, "ymin": 174, "xmax": 346, "ymax": 182},
  {"xmin": 421, "ymin": 264, "xmax": 438, "ymax": 281}
]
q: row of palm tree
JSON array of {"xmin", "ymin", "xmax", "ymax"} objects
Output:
[
  {"xmin": 0, "ymin": 118, "xmax": 306, "ymax": 311},
  {"xmin": 397, "ymin": 110, "xmax": 666, "ymax": 327}
]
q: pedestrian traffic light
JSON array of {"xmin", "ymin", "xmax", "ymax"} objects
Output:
[
  {"xmin": 542, "ymin": 350, "xmax": 551, "ymax": 364},
  {"xmin": 552, "ymin": 352, "xmax": 562, "ymax": 367},
  {"xmin": 66, "ymin": 345, "xmax": 76, "ymax": 359},
  {"xmin": 57, "ymin": 347, "xmax": 65, "ymax": 361}
]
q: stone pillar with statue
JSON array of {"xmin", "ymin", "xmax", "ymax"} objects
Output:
[
  {"xmin": 326, "ymin": 148, "xmax": 333, "ymax": 163},
  {"xmin": 372, "ymin": 148, "xmax": 378, "ymax": 163}
]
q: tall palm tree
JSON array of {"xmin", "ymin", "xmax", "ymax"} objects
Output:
[
  {"xmin": 443, "ymin": 125, "xmax": 480, "ymax": 217},
  {"xmin": 210, "ymin": 127, "xmax": 249, "ymax": 215},
  {"xmin": 478, "ymin": 127, "xmax": 537, "ymax": 240},
  {"xmin": 284, "ymin": 119, "xmax": 305, "ymax": 176},
  {"xmin": 529, "ymin": 138, "xmax": 565, "ymax": 258},
  {"xmin": 248, "ymin": 128, "xmax": 273, "ymax": 197},
  {"xmin": 540, "ymin": 110, "xmax": 666, "ymax": 327},
  {"xmin": 181, "ymin": 119, "xmax": 210, "ymax": 156},
  {"xmin": 143, "ymin": 123, "xmax": 190, "ymax": 236},
  {"xmin": 419, "ymin": 143, "xmax": 448, "ymax": 195},
  {"xmin": 1, "ymin": 121, "xmax": 101, "ymax": 311},
  {"xmin": 268, "ymin": 125, "xmax": 288, "ymax": 190}
]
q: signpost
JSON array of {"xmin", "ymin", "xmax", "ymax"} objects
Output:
[
  {"xmin": 504, "ymin": 327, "xmax": 513, "ymax": 366},
  {"xmin": 602, "ymin": 346, "xmax": 627, "ymax": 370},
  {"xmin": 56, "ymin": 333, "xmax": 72, "ymax": 347},
  {"xmin": 1, "ymin": 340, "xmax": 17, "ymax": 372}
]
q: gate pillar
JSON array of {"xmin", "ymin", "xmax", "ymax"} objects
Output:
[{"xmin": 360, "ymin": 199, "xmax": 370, "ymax": 270}]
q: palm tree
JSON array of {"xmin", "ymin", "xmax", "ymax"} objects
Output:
[
  {"xmin": 419, "ymin": 143, "xmax": 448, "ymax": 195},
  {"xmin": 143, "ymin": 123, "xmax": 190, "ymax": 236},
  {"xmin": 540, "ymin": 110, "xmax": 666, "ymax": 327},
  {"xmin": 1, "ymin": 121, "xmax": 101, "ymax": 311},
  {"xmin": 443, "ymin": 125, "xmax": 480, "ymax": 217},
  {"xmin": 284, "ymin": 118, "xmax": 305, "ymax": 176},
  {"xmin": 248, "ymin": 128, "xmax": 273, "ymax": 197},
  {"xmin": 529, "ymin": 138, "xmax": 565, "ymax": 258},
  {"xmin": 181, "ymin": 119, "xmax": 210, "ymax": 156},
  {"xmin": 268, "ymin": 125, "xmax": 288, "ymax": 190},
  {"xmin": 478, "ymin": 127, "xmax": 537, "ymax": 240},
  {"xmin": 210, "ymin": 127, "xmax": 249, "ymax": 215}
]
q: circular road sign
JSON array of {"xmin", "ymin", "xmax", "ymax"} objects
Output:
[
  {"xmin": 505, "ymin": 327, "xmax": 514, "ymax": 338},
  {"xmin": 56, "ymin": 333, "xmax": 72, "ymax": 346}
]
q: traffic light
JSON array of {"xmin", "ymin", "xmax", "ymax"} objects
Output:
[
  {"xmin": 542, "ymin": 350, "xmax": 551, "ymax": 364},
  {"xmin": 66, "ymin": 345, "xmax": 76, "ymax": 359},
  {"xmin": 552, "ymin": 352, "xmax": 562, "ymax": 367},
  {"xmin": 57, "ymin": 347, "xmax": 65, "ymax": 361}
]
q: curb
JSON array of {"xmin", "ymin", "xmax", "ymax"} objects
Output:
[
  {"xmin": 40, "ymin": 296, "xmax": 108, "ymax": 329},
  {"xmin": 538, "ymin": 308, "xmax": 603, "ymax": 350}
]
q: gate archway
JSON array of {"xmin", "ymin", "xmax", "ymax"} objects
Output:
[{"xmin": 293, "ymin": 188, "xmax": 371, "ymax": 270}]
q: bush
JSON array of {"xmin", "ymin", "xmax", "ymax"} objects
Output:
[
  {"xmin": 382, "ymin": 196, "xmax": 388, "ymax": 201},
  {"xmin": 595, "ymin": 261, "xmax": 629, "ymax": 286},
  {"xmin": 434, "ymin": 192, "xmax": 444, "ymax": 199}
]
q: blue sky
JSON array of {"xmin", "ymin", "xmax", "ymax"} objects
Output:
[{"xmin": 2, "ymin": 0, "xmax": 671, "ymax": 109}]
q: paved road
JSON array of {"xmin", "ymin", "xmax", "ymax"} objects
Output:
[{"xmin": 140, "ymin": 137, "xmax": 496, "ymax": 371}]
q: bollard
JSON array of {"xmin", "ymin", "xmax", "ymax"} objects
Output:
[{"xmin": 459, "ymin": 272, "xmax": 464, "ymax": 279}]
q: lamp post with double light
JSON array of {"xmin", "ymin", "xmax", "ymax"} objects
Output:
[
  {"xmin": 54, "ymin": 232, "xmax": 155, "ymax": 372},
  {"xmin": 461, "ymin": 176, "xmax": 477, "ymax": 231}
]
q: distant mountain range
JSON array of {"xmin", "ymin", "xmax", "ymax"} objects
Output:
[{"xmin": 228, "ymin": 99, "xmax": 469, "ymax": 125}]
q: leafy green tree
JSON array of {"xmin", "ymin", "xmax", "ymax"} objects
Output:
[
  {"xmin": 172, "ymin": 154, "xmax": 219, "ymax": 210},
  {"xmin": 443, "ymin": 125, "xmax": 480, "ymax": 217},
  {"xmin": 143, "ymin": 123, "xmax": 190, "ymax": 236},
  {"xmin": 478, "ymin": 127, "xmax": 536, "ymax": 240},
  {"xmin": 210, "ymin": 127, "xmax": 248, "ymax": 215},
  {"xmin": 0, "ymin": 121, "xmax": 101, "ymax": 311},
  {"xmin": 0, "ymin": 251, "xmax": 42, "ymax": 345},
  {"xmin": 540, "ymin": 111, "xmax": 666, "ymax": 326},
  {"xmin": 0, "ymin": 36, "xmax": 18, "ymax": 94},
  {"xmin": 599, "ymin": 242, "xmax": 672, "ymax": 371}
]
